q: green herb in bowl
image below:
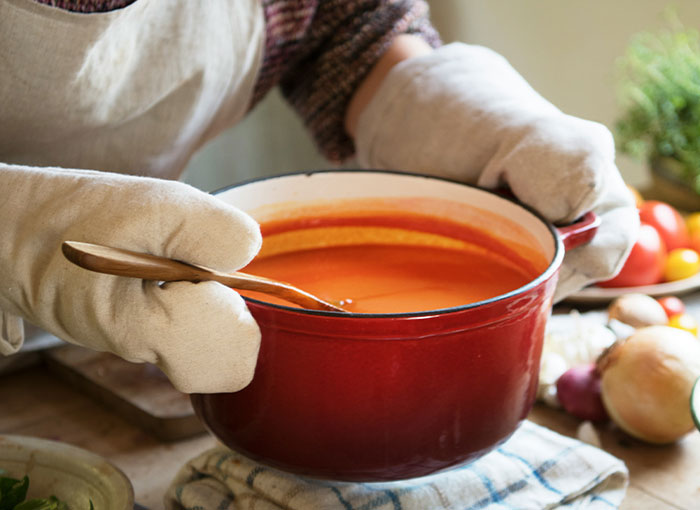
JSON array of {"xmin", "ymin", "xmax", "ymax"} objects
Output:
[{"xmin": 0, "ymin": 474, "xmax": 93, "ymax": 510}]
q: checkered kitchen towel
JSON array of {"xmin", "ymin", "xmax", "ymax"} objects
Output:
[{"xmin": 164, "ymin": 421, "xmax": 628, "ymax": 510}]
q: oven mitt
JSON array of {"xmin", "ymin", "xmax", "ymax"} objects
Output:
[
  {"xmin": 0, "ymin": 164, "xmax": 262, "ymax": 393},
  {"xmin": 355, "ymin": 43, "xmax": 639, "ymax": 302},
  {"xmin": 165, "ymin": 420, "xmax": 629, "ymax": 510}
]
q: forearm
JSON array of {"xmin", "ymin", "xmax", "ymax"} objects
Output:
[
  {"xmin": 344, "ymin": 34, "xmax": 432, "ymax": 139},
  {"xmin": 253, "ymin": 0, "xmax": 440, "ymax": 162}
]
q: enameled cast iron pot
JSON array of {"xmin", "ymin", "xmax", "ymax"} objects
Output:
[{"xmin": 191, "ymin": 170, "xmax": 599, "ymax": 482}]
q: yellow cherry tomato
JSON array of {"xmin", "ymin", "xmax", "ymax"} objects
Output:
[
  {"xmin": 667, "ymin": 312, "xmax": 699, "ymax": 336},
  {"xmin": 686, "ymin": 212, "xmax": 700, "ymax": 237},
  {"xmin": 664, "ymin": 248, "xmax": 700, "ymax": 281}
]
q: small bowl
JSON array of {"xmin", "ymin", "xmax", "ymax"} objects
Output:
[{"xmin": 0, "ymin": 435, "xmax": 133, "ymax": 510}]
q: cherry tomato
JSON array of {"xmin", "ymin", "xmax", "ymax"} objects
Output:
[
  {"xmin": 668, "ymin": 313, "xmax": 699, "ymax": 336},
  {"xmin": 656, "ymin": 295, "xmax": 686, "ymax": 318},
  {"xmin": 689, "ymin": 231, "xmax": 700, "ymax": 254},
  {"xmin": 638, "ymin": 200, "xmax": 690, "ymax": 251},
  {"xmin": 686, "ymin": 212, "xmax": 700, "ymax": 237},
  {"xmin": 663, "ymin": 248, "xmax": 700, "ymax": 281},
  {"xmin": 598, "ymin": 223, "xmax": 667, "ymax": 288}
]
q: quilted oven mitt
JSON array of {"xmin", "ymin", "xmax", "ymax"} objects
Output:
[
  {"xmin": 0, "ymin": 164, "xmax": 262, "ymax": 393},
  {"xmin": 354, "ymin": 43, "xmax": 639, "ymax": 302}
]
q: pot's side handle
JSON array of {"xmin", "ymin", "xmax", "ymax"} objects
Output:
[{"xmin": 556, "ymin": 211, "xmax": 601, "ymax": 251}]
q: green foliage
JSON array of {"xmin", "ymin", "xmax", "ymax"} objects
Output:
[
  {"xmin": 0, "ymin": 476, "xmax": 29, "ymax": 510},
  {"xmin": 14, "ymin": 496, "xmax": 69, "ymax": 510},
  {"xmin": 0, "ymin": 475, "xmax": 76, "ymax": 510},
  {"xmin": 615, "ymin": 15, "xmax": 700, "ymax": 193}
]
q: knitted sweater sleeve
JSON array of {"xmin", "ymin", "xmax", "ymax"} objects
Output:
[{"xmin": 251, "ymin": 0, "xmax": 442, "ymax": 163}]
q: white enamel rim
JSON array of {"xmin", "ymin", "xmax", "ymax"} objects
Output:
[{"xmin": 214, "ymin": 170, "xmax": 564, "ymax": 317}]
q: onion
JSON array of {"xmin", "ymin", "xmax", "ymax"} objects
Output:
[
  {"xmin": 597, "ymin": 325, "xmax": 700, "ymax": 443},
  {"xmin": 607, "ymin": 293, "xmax": 668, "ymax": 328},
  {"xmin": 555, "ymin": 364, "xmax": 608, "ymax": 422}
]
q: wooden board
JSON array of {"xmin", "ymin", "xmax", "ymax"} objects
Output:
[
  {"xmin": 43, "ymin": 344, "xmax": 205, "ymax": 441},
  {"xmin": 0, "ymin": 366, "xmax": 217, "ymax": 510}
]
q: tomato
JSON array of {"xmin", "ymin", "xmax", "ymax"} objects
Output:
[
  {"xmin": 664, "ymin": 248, "xmax": 700, "ymax": 281},
  {"xmin": 689, "ymin": 231, "xmax": 700, "ymax": 254},
  {"xmin": 668, "ymin": 313, "xmax": 699, "ymax": 336},
  {"xmin": 687, "ymin": 213, "xmax": 700, "ymax": 253},
  {"xmin": 598, "ymin": 222, "xmax": 667, "ymax": 288},
  {"xmin": 686, "ymin": 212, "xmax": 700, "ymax": 237},
  {"xmin": 656, "ymin": 295, "xmax": 686, "ymax": 318},
  {"xmin": 638, "ymin": 200, "xmax": 689, "ymax": 251}
]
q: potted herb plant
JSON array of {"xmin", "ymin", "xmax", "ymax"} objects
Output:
[{"xmin": 615, "ymin": 17, "xmax": 700, "ymax": 210}]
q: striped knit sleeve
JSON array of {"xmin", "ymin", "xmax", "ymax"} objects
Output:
[
  {"xmin": 30, "ymin": 0, "xmax": 135, "ymax": 11},
  {"xmin": 250, "ymin": 0, "xmax": 442, "ymax": 163}
]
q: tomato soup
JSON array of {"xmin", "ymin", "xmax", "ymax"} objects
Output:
[{"xmin": 241, "ymin": 213, "xmax": 547, "ymax": 313}]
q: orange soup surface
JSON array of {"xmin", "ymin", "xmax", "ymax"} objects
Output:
[{"xmin": 241, "ymin": 214, "xmax": 547, "ymax": 314}]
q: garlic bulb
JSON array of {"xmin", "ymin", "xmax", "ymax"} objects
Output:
[
  {"xmin": 598, "ymin": 325, "xmax": 700, "ymax": 444},
  {"xmin": 607, "ymin": 293, "xmax": 668, "ymax": 329},
  {"xmin": 539, "ymin": 311, "xmax": 616, "ymax": 407}
]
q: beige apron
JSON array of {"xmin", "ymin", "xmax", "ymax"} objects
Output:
[
  {"xmin": 0, "ymin": 0, "xmax": 265, "ymax": 354},
  {"xmin": 0, "ymin": 0, "xmax": 265, "ymax": 179}
]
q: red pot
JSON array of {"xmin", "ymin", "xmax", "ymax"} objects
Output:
[{"xmin": 191, "ymin": 170, "xmax": 598, "ymax": 482}]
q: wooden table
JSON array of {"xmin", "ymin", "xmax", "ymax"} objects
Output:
[
  {"xmin": 1, "ymin": 364, "xmax": 698, "ymax": 509},
  {"xmin": 0, "ymin": 365, "xmax": 216, "ymax": 510},
  {"xmin": 2, "ymin": 305, "xmax": 700, "ymax": 510}
]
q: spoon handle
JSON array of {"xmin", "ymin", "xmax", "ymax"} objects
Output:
[{"xmin": 61, "ymin": 241, "xmax": 346, "ymax": 313}]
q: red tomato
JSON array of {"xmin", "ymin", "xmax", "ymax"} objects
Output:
[
  {"xmin": 656, "ymin": 295, "xmax": 686, "ymax": 318},
  {"xmin": 638, "ymin": 200, "xmax": 689, "ymax": 251},
  {"xmin": 598, "ymin": 222, "xmax": 667, "ymax": 288}
]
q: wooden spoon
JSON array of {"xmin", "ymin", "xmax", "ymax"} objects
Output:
[{"xmin": 61, "ymin": 241, "xmax": 347, "ymax": 313}]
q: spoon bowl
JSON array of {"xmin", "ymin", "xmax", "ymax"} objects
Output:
[{"xmin": 61, "ymin": 241, "xmax": 347, "ymax": 313}]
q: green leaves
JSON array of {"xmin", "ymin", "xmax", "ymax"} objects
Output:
[
  {"xmin": 0, "ymin": 476, "xmax": 70, "ymax": 510},
  {"xmin": 0, "ymin": 476, "xmax": 29, "ymax": 510},
  {"xmin": 615, "ymin": 12, "xmax": 700, "ymax": 193},
  {"xmin": 14, "ymin": 496, "xmax": 68, "ymax": 510}
]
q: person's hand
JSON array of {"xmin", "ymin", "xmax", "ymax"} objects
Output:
[
  {"xmin": 0, "ymin": 165, "xmax": 262, "ymax": 393},
  {"xmin": 354, "ymin": 43, "xmax": 639, "ymax": 301}
]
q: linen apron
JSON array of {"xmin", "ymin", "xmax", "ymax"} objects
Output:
[{"xmin": 0, "ymin": 0, "xmax": 265, "ymax": 353}]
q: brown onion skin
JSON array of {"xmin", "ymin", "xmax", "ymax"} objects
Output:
[{"xmin": 598, "ymin": 326, "xmax": 700, "ymax": 444}]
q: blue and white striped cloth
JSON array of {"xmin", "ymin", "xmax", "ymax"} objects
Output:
[{"xmin": 165, "ymin": 420, "xmax": 628, "ymax": 510}]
